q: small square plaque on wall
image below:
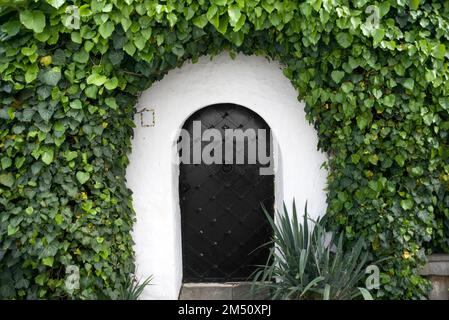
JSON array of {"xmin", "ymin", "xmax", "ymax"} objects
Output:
[{"xmin": 138, "ymin": 108, "xmax": 155, "ymax": 127}]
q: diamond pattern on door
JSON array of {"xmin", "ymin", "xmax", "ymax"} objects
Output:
[{"xmin": 179, "ymin": 103, "xmax": 274, "ymax": 282}]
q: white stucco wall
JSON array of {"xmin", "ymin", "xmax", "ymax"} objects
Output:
[{"xmin": 126, "ymin": 52, "xmax": 328, "ymax": 299}]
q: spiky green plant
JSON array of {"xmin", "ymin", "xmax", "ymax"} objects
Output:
[
  {"xmin": 251, "ymin": 201, "xmax": 376, "ymax": 300},
  {"xmin": 117, "ymin": 274, "xmax": 153, "ymax": 300}
]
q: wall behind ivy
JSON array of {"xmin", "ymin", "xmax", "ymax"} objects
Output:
[{"xmin": 0, "ymin": 0, "xmax": 448, "ymax": 299}]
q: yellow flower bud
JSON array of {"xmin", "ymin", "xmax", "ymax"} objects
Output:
[
  {"xmin": 40, "ymin": 55, "xmax": 52, "ymax": 67},
  {"xmin": 402, "ymin": 251, "xmax": 411, "ymax": 259}
]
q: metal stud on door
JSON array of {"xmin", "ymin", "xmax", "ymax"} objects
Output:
[{"xmin": 179, "ymin": 103, "xmax": 274, "ymax": 282}]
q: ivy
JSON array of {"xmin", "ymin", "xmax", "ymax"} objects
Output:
[
  {"xmin": 1, "ymin": 0, "xmax": 449, "ymax": 299},
  {"xmin": 19, "ymin": 10, "xmax": 45, "ymax": 33}
]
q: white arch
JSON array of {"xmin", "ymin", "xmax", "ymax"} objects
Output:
[{"xmin": 126, "ymin": 52, "xmax": 328, "ymax": 299}]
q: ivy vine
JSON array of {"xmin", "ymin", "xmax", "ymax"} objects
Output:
[{"xmin": 1, "ymin": 0, "xmax": 448, "ymax": 299}]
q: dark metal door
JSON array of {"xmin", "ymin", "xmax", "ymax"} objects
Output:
[{"xmin": 179, "ymin": 103, "xmax": 274, "ymax": 282}]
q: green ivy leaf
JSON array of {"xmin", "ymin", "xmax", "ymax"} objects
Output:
[
  {"xmin": 400, "ymin": 199, "xmax": 414, "ymax": 211},
  {"xmin": 25, "ymin": 64, "xmax": 39, "ymax": 83},
  {"xmin": 35, "ymin": 274, "xmax": 46, "ymax": 286},
  {"xmin": 25, "ymin": 206, "xmax": 34, "ymax": 215},
  {"xmin": 55, "ymin": 214, "xmax": 63, "ymax": 225},
  {"xmin": 171, "ymin": 44, "xmax": 185, "ymax": 57},
  {"xmin": 431, "ymin": 44, "xmax": 446, "ymax": 60},
  {"xmin": 7, "ymin": 225, "xmax": 19, "ymax": 236},
  {"xmin": 212, "ymin": 0, "xmax": 227, "ymax": 5},
  {"xmin": 383, "ymin": 94, "xmax": 396, "ymax": 107},
  {"xmin": 331, "ymin": 70, "xmax": 345, "ymax": 84},
  {"xmin": 207, "ymin": 5, "xmax": 219, "ymax": 26},
  {"xmin": 46, "ymin": 0, "xmax": 65, "ymax": 9},
  {"xmin": 119, "ymin": 15, "xmax": 131, "ymax": 31},
  {"xmin": 368, "ymin": 180, "xmax": 383, "ymax": 193},
  {"xmin": 76, "ymin": 171, "xmax": 90, "ymax": 184},
  {"xmin": 15, "ymin": 157, "xmax": 25, "ymax": 169},
  {"xmin": 233, "ymin": 14, "xmax": 246, "ymax": 32},
  {"xmin": 368, "ymin": 154, "xmax": 379, "ymax": 165},
  {"xmin": 123, "ymin": 42, "xmax": 136, "ymax": 56},
  {"xmin": 105, "ymin": 97, "xmax": 118, "ymax": 110},
  {"xmin": 70, "ymin": 99, "xmax": 83, "ymax": 110},
  {"xmin": 228, "ymin": 31, "xmax": 244, "ymax": 46},
  {"xmin": 20, "ymin": 10, "xmax": 46, "ymax": 33},
  {"xmin": 42, "ymin": 257, "xmax": 54, "ymax": 267},
  {"xmin": 1, "ymin": 157, "xmax": 12, "ymax": 170},
  {"xmin": 372, "ymin": 29, "xmax": 385, "ymax": 46},
  {"xmin": 21, "ymin": 45, "xmax": 36, "ymax": 56},
  {"xmin": 87, "ymin": 73, "xmax": 107, "ymax": 86},
  {"xmin": 217, "ymin": 15, "xmax": 229, "ymax": 34},
  {"xmin": 336, "ymin": 32, "xmax": 353, "ymax": 48},
  {"xmin": 263, "ymin": 1, "xmax": 275, "ymax": 13},
  {"xmin": 341, "ymin": 82, "xmax": 354, "ymax": 93},
  {"xmin": 99, "ymin": 21, "xmax": 115, "ymax": 38},
  {"xmin": 85, "ymin": 85, "xmax": 98, "ymax": 98},
  {"xmin": 410, "ymin": 0, "xmax": 420, "ymax": 10},
  {"xmin": 64, "ymin": 151, "xmax": 78, "ymax": 162},
  {"xmin": 104, "ymin": 77, "xmax": 119, "ymax": 90},
  {"xmin": 73, "ymin": 49, "xmax": 89, "ymax": 64},
  {"xmin": 423, "ymin": 112, "xmax": 434, "ymax": 126},
  {"xmin": 193, "ymin": 14, "xmax": 208, "ymax": 28},
  {"xmin": 156, "ymin": 34, "xmax": 164, "ymax": 46},
  {"xmin": 2, "ymin": 20, "xmax": 21, "ymax": 37},
  {"xmin": 438, "ymin": 98, "xmax": 449, "ymax": 110},
  {"xmin": 109, "ymin": 50, "xmax": 124, "ymax": 65},
  {"xmin": 379, "ymin": 2, "xmax": 391, "ymax": 17},
  {"xmin": 0, "ymin": 173, "xmax": 14, "ymax": 188},
  {"xmin": 394, "ymin": 154, "xmax": 406, "ymax": 167},
  {"xmin": 133, "ymin": 33, "xmax": 146, "ymax": 50},
  {"xmin": 167, "ymin": 12, "xmax": 178, "ymax": 27},
  {"xmin": 41, "ymin": 149, "xmax": 54, "ymax": 165},
  {"xmin": 402, "ymin": 78, "xmax": 414, "ymax": 90},
  {"xmin": 356, "ymin": 113, "xmax": 371, "ymax": 130},
  {"xmin": 269, "ymin": 12, "xmax": 281, "ymax": 27},
  {"xmin": 228, "ymin": 5, "xmax": 242, "ymax": 26},
  {"xmin": 41, "ymin": 67, "xmax": 62, "ymax": 86},
  {"xmin": 53, "ymin": 121, "xmax": 66, "ymax": 132},
  {"xmin": 351, "ymin": 154, "xmax": 360, "ymax": 164},
  {"xmin": 411, "ymin": 166, "xmax": 423, "ymax": 176},
  {"xmin": 71, "ymin": 31, "xmax": 82, "ymax": 43}
]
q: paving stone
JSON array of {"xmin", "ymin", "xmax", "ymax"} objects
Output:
[
  {"xmin": 420, "ymin": 254, "xmax": 449, "ymax": 300},
  {"xmin": 427, "ymin": 276, "xmax": 449, "ymax": 300},
  {"xmin": 179, "ymin": 282, "xmax": 270, "ymax": 300},
  {"xmin": 231, "ymin": 282, "xmax": 270, "ymax": 300},
  {"xmin": 179, "ymin": 283, "xmax": 233, "ymax": 300}
]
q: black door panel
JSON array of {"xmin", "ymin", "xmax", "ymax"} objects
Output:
[{"xmin": 179, "ymin": 103, "xmax": 274, "ymax": 282}]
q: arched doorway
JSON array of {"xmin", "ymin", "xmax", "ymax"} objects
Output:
[
  {"xmin": 126, "ymin": 53, "xmax": 328, "ymax": 299},
  {"xmin": 178, "ymin": 103, "xmax": 274, "ymax": 282}
]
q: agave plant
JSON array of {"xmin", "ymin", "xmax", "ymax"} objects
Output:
[
  {"xmin": 310, "ymin": 222, "xmax": 374, "ymax": 300},
  {"xmin": 251, "ymin": 201, "xmax": 375, "ymax": 300},
  {"xmin": 117, "ymin": 274, "xmax": 153, "ymax": 300}
]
